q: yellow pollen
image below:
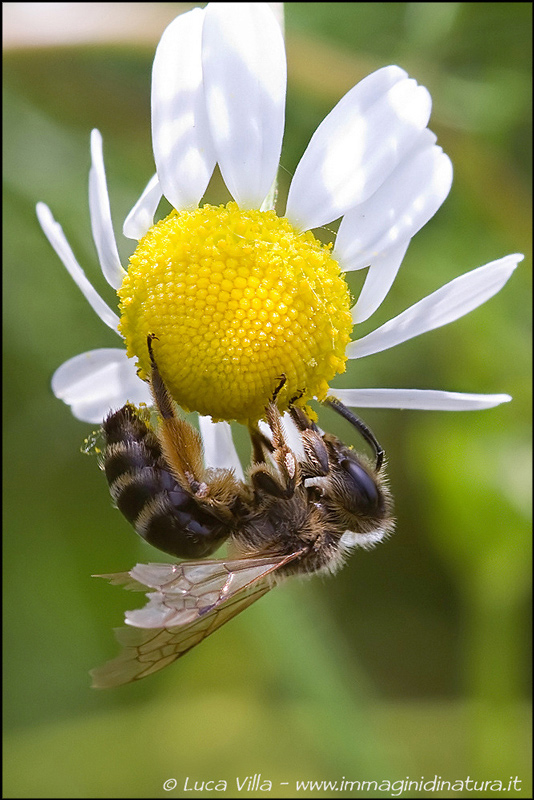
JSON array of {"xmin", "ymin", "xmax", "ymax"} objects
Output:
[{"xmin": 118, "ymin": 203, "xmax": 352, "ymax": 424}]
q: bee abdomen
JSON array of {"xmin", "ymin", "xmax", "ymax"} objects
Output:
[
  {"xmin": 103, "ymin": 403, "xmax": 155, "ymax": 445},
  {"xmin": 102, "ymin": 406, "xmax": 162, "ymax": 481},
  {"xmin": 107, "ymin": 466, "xmax": 178, "ymax": 524},
  {"xmin": 136, "ymin": 495, "xmax": 228, "ymax": 559},
  {"xmin": 102, "ymin": 405, "xmax": 231, "ymax": 559}
]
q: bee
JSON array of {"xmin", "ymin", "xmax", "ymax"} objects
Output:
[{"xmin": 91, "ymin": 335, "xmax": 394, "ymax": 688}]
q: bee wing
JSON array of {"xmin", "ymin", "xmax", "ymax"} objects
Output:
[{"xmin": 91, "ymin": 551, "xmax": 304, "ymax": 688}]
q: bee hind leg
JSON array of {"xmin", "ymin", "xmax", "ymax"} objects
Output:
[{"xmin": 146, "ymin": 334, "xmax": 205, "ymax": 491}]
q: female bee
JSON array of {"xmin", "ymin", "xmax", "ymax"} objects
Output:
[{"xmin": 91, "ymin": 335, "xmax": 393, "ymax": 688}]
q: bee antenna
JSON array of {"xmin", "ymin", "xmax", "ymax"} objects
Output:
[{"xmin": 325, "ymin": 397, "xmax": 385, "ymax": 471}]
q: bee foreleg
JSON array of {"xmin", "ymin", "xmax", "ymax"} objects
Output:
[
  {"xmin": 288, "ymin": 406, "xmax": 330, "ymax": 479},
  {"xmin": 266, "ymin": 400, "xmax": 299, "ymax": 495},
  {"xmin": 248, "ymin": 425, "xmax": 275, "ymax": 465},
  {"xmin": 249, "ymin": 398, "xmax": 300, "ymax": 499}
]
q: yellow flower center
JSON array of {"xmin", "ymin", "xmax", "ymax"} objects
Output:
[{"xmin": 118, "ymin": 202, "xmax": 352, "ymax": 424}]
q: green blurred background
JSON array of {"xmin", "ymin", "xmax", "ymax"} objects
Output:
[{"xmin": 3, "ymin": 2, "xmax": 531, "ymax": 797}]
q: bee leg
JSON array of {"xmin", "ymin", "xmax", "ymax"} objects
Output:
[
  {"xmin": 249, "ymin": 379, "xmax": 307, "ymax": 468},
  {"xmin": 249, "ymin": 425, "xmax": 274, "ymax": 465},
  {"xmin": 147, "ymin": 334, "xmax": 205, "ymax": 491},
  {"xmin": 267, "ymin": 399, "xmax": 299, "ymax": 493},
  {"xmin": 287, "ymin": 387, "xmax": 305, "ymax": 406},
  {"xmin": 249, "ymin": 397, "xmax": 300, "ymax": 499},
  {"xmin": 324, "ymin": 396, "xmax": 385, "ymax": 471},
  {"xmin": 289, "ymin": 406, "xmax": 330, "ymax": 479},
  {"xmin": 271, "ymin": 374, "xmax": 287, "ymax": 402}
]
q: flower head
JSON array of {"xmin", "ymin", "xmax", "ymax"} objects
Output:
[
  {"xmin": 38, "ymin": 2, "xmax": 522, "ymax": 439},
  {"xmin": 118, "ymin": 203, "xmax": 352, "ymax": 422}
]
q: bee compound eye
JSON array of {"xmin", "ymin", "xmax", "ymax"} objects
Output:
[{"xmin": 341, "ymin": 458, "xmax": 380, "ymax": 511}]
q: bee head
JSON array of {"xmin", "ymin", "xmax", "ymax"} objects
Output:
[{"xmin": 318, "ymin": 435, "xmax": 393, "ymax": 536}]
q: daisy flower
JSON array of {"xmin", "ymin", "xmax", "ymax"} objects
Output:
[{"xmin": 37, "ymin": 2, "xmax": 522, "ymax": 470}]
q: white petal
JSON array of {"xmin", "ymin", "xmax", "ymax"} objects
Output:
[
  {"xmin": 335, "ymin": 133, "xmax": 453, "ymax": 270},
  {"xmin": 36, "ymin": 202, "xmax": 120, "ymax": 332},
  {"xmin": 285, "ymin": 66, "xmax": 432, "ymax": 231},
  {"xmin": 88, "ymin": 129, "xmax": 126, "ymax": 289},
  {"xmin": 350, "ymin": 239, "xmax": 410, "ymax": 324},
  {"xmin": 202, "ymin": 2, "xmax": 286, "ymax": 208},
  {"xmin": 198, "ymin": 417, "xmax": 244, "ymax": 481},
  {"xmin": 330, "ymin": 388, "xmax": 512, "ymax": 411},
  {"xmin": 122, "ymin": 173, "xmax": 162, "ymax": 240},
  {"xmin": 51, "ymin": 348, "xmax": 152, "ymax": 424},
  {"xmin": 346, "ymin": 254, "xmax": 523, "ymax": 359},
  {"xmin": 151, "ymin": 7, "xmax": 216, "ymax": 210}
]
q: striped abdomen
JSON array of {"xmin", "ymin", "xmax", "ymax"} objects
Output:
[{"xmin": 102, "ymin": 405, "xmax": 231, "ymax": 558}]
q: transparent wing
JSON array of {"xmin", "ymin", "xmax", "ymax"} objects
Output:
[{"xmin": 91, "ymin": 551, "xmax": 304, "ymax": 688}]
